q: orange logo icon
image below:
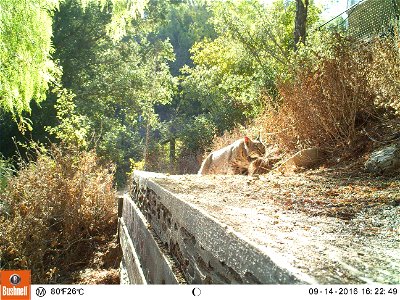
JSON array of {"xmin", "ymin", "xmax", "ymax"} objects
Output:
[{"xmin": 0, "ymin": 270, "xmax": 31, "ymax": 300}]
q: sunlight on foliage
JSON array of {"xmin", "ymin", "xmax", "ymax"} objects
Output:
[
  {"xmin": 129, "ymin": 158, "xmax": 145, "ymax": 172},
  {"xmin": 0, "ymin": 0, "xmax": 150, "ymax": 118},
  {"xmin": 46, "ymin": 86, "xmax": 90, "ymax": 149},
  {"xmin": 96, "ymin": 0, "xmax": 149, "ymax": 39},
  {"xmin": 0, "ymin": 0, "xmax": 58, "ymax": 116}
]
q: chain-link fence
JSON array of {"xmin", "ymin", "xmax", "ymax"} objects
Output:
[
  {"xmin": 348, "ymin": 0, "xmax": 399, "ymax": 38},
  {"xmin": 321, "ymin": 0, "xmax": 400, "ymax": 38}
]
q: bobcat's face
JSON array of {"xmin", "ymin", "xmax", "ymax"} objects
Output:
[{"xmin": 245, "ymin": 137, "xmax": 266, "ymax": 159}]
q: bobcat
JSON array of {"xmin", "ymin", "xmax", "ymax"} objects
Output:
[{"xmin": 198, "ymin": 136, "xmax": 266, "ymax": 175}]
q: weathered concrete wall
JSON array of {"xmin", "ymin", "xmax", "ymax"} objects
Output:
[
  {"xmin": 119, "ymin": 171, "xmax": 309, "ymax": 284},
  {"xmin": 119, "ymin": 171, "xmax": 400, "ymax": 284},
  {"xmin": 119, "ymin": 191, "xmax": 185, "ymax": 284}
]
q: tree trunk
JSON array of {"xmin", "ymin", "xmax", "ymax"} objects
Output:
[
  {"xmin": 143, "ymin": 123, "xmax": 151, "ymax": 171},
  {"xmin": 294, "ymin": 0, "xmax": 309, "ymax": 51},
  {"xmin": 169, "ymin": 138, "xmax": 176, "ymax": 172}
]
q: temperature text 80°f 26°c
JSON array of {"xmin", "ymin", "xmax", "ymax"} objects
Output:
[{"xmin": 51, "ymin": 288, "xmax": 85, "ymax": 296}]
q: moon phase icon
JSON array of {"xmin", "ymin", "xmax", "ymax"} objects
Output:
[{"xmin": 192, "ymin": 287, "xmax": 201, "ymax": 296}]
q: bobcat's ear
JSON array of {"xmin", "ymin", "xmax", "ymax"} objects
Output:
[{"xmin": 244, "ymin": 136, "xmax": 250, "ymax": 144}]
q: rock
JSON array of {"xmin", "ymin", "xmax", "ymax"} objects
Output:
[
  {"xmin": 276, "ymin": 148, "xmax": 325, "ymax": 173},
  {"xmin": 365, "ymin": 142, "xmax": 400, "ymax": 174}
]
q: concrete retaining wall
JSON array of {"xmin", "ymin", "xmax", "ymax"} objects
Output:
[
  {"xmin": 118, "ymin": 170, "xmax": 400, "ymax": 284},
  {"xmin": 118, "ymin": 171, "xmax": 308, "ymax": 284}
]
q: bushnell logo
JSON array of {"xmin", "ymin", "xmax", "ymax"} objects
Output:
[
  {"xmin": 0, "ymin": 270, "xmax": 31, "ymax": 300},
  {"xmin": 9, "ymin": 274, "xmax": 21, "ymax": 286}
]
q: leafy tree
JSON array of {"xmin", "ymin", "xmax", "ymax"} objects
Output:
[
  {"xmin": 158, "ymin": 0, "xmax": 216, "ymax": 76},
  {"xmin": 0, "ymin": 0, "xmax": 150, "ymax": 119},
  {"xmin": 175, "ymin": 0, "xmax": 321, "ymax": 157},
  {"xmin": 50, "ymin": 0, "xmax": 176, "ymax": 182},
  {"xmin": 46, "ymin": 86, "xmax": 90, "ymax": 148},
  {"xmin": 0, "ymin": 0, "xmax": 58, "ymax": 119},
  {"xmin": 151, "ymin": 0, "xmax": 217, "ymax": 168},
  {"xmin": 177, "ymin": 1, "xmax": 291, "ymax": 147}
]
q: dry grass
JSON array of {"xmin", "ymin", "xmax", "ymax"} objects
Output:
[
  {"xmin": 369, "ymin": 36, "xmax": 400, "ymax": 114},
  {"xmin": 262, "ymin": 35, "xmax": 400, "ymax": 155},
  {"xmin": 0, "ymin": 145, "xmax": 117, "ymax": 283}
]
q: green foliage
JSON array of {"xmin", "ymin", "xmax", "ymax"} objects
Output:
[
  {"xmin": 0, "ymin": 0, "xmax": 159, "ymax": 119},
  {"xmin": 129, "ymin": 158, "xmax": 145, "ymax": 172},
  {"xmin": 181, "ymin": 115, "xmax": 217, "ymax": 151},
  {"xmin": 176, "ymin": 0, "xmax": 321, "ymax": 155},
  {"xmin": 153, "ymin": 0, "xmax": 219, "ymax": 168},
  {"xmin": 0, "ymin": 0, "xmax": 58, "ymax": 117},
  {"xmin": 176, "ymin": 1, "xmax": 267, "ymax": 146},
  {"xmin": 158, "ymin": 0, "xmax": 216, "ymax": 75},
  {"xmin": 135, "ymin": 39, "xmax": 177, "ymax": 125},
  {"xmin": 46, "ymin": 87, "xmax": 90, "ymax": 148},
  {"xmin": 96, "ymin": 122, "xmax": 144, "ymax": 184},
  {"xmin": 49, "ymin": 0, "xmax": 176, "ymax": 183},
  {"xmin": 67, "ymin": 0, "xmax": 161, "ymax": 39}
]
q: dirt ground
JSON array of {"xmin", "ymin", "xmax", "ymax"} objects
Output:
[
  {"xmin": 72, "ymin": 238, "xmax": 121, "ymax": 284},
  {"xmin": 153, "ymin": 163, "xmax": 400, "ymax": 283}
]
